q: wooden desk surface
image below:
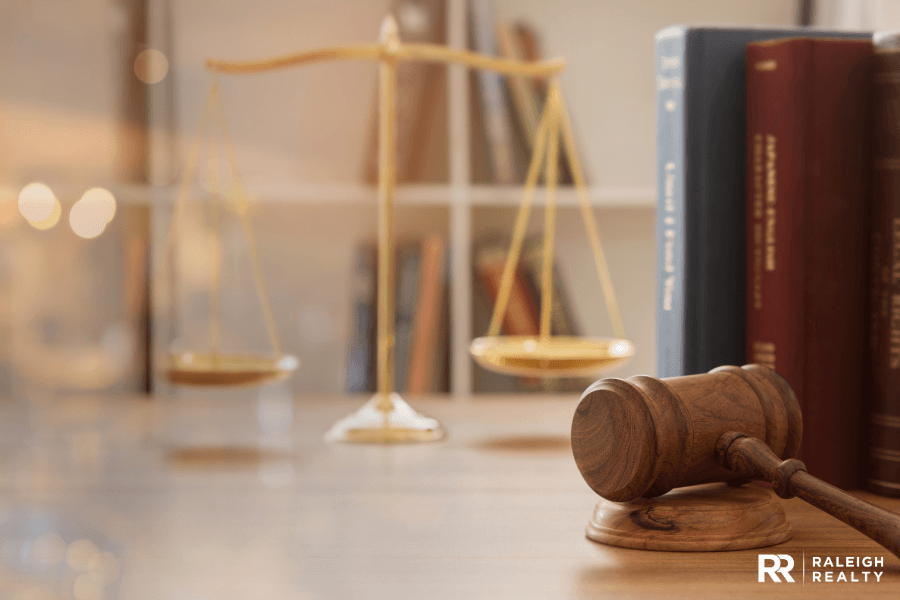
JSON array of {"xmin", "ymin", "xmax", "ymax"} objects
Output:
[{"xmin": 0, "ymin": 392, "xmax": 897, "ymax": 599}]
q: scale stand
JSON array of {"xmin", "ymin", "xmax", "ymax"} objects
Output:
[{"xmin": 206, "ymin": 15, "xmax": 565, "ymax": 442}]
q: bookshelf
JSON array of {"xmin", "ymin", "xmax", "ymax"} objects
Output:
[
  {"xmin": 156, "ymin": 181, "xmax": 655, "ymax": 208},
  {"xmin": 154, "ymin": 0, "xmax": 798, "ymax": 397}
]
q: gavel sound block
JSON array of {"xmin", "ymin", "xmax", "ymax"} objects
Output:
[{"xmin": 571, "ymin": 364, "xmax": 900, "ymax": 555}]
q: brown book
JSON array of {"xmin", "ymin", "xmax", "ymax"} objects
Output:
[
  {"xmin": 745, "ymin": 38, "xmax": 874, "ymax": 489},
  {"xmin": 869, "ymin": 33, "xmax": 900, "ymax": 497},
  {"xmin": 515, "ymin": 23, "xmax": 545, "ymax": 96},
  {"xmin": 497, "ymin": 22, "xmax": 540, "ymax": 146},
  {"xmin": 474, "ymin": 239, "xmax": 539, "ymax": 338},
  {"xmin": 520, "ymin": 235, "xmax": 592, "ymax": 393},
  {"xmin": 473, "ymin": 237, "xmax": 541, "ymax": 391},
  {"xmin": 469, "ymin": 70, "xmax": 494, "ymax": 184},
  {"xmin": 469, "ymin": 0, "xmax": 518, "ymax": 183},
  {"xmin": 362, "ymin": 0, "xmax": 448, "ymax": 184},
  {"xmin": 496, "ymin": 21, "xmax": 573, "ymax": 185},
  {"xmin": 406, "ymin": 235, "xmax": 447, "ymax": 394}
]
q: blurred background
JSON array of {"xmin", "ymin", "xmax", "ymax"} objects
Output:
[
  {"xmin": 2, "ymin": 0, "xmax": 900, "ymax": 598},
  {"xmin": 2, "ymin": 0, "xmax": 846, "ymax": 403}
]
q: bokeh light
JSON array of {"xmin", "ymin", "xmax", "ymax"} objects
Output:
[
  {"xmin": 29, "ymin": 196, "xmax": 62, "ymax": 230},
  {"xmin": 0, "ymin": 186, "xmax": 20, "ymax": 228},
  {"xmin": 80, "ymin": 187, "xmax": 116, "ymax": 223},
  {"xmin": 134, "ymin": 48, "xmax": 169, "ymax": 84},
  {"xmin": 18, "ymin": 183, "xmax": 57, "ymax": 223},
  {"xmin": 73, "ymin": 572, "xmax": 105, "ymax": 600},
  {"xmin": 70, "ymin": 187, "xmax": 116, "ymax": 239},
  {"xmin": 31, "ymin": 532, "xmax": 66, "ymax": 566},
  {"xmin": 66, "ymin": 539, "xmax": 99, "ymax": 572},
  {"xmin": 89, "ymin": 551, "xmax": 120, "ymax": 585}
]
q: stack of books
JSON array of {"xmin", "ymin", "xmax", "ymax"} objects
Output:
[
  {"xmin": 345, "ymin": 235, "xmax": 449, "ymax": 395},
  {"xmin": 472, "ymin": 233, "xmax": 591, "ymax": 394},
  {"xmin": 655, "ymin": 26, "xmax": 900, "ymax": 496},
  {"xmin": 361, "ymin": 0, "xmax": 576, "ymax": 185}
]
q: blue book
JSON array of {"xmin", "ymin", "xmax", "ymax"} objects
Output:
[
  {"xmin": 655, "ymin": 26, "xmax": 870, "ymax": 378},
  {"xmin": 346, "ymin": 243, "xmax": 377, "ymax": 393},
  {"xmin": 394, "ymin": 241, "xmax": 422, "ymax": 392}
]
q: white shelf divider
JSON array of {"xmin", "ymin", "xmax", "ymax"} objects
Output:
[
  {"xmin": 129, "ymin": 181, "xmax": 655, "ymax": 208},
  {"xmin": 448, "ymin": 0, "xmax": 472, "ymax": 397}
]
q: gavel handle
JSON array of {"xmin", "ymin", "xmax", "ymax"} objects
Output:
[{"xmin": 716, "ymin": 432, "xmax": 900, "ymax": 559}]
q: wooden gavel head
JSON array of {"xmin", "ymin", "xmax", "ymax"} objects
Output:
[{"xmin": 571, "ymin": 364, "xmax": 802, "ymax": 502}]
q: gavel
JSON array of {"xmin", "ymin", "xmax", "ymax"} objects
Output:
[{"xmin": 571, "ymin": 364, "xmax": 900, "ymax": 557}]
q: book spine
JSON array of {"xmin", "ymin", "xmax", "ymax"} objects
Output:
[
  {"xmin": 870, "ymin": 39, "xmax": 900, "ymax": 497},
  {"xmin": 394, "ymin": 241, "xmax": 422, "ymax": 392},
  {"xmin": 470, "ymin": 0, "xmax": 518, "ymax": 183},
  {"xmin": 345, "ymin": 243, "xmax": 377, "ymax": 393},
  {"xmin": 520, "ymin": 235, "xmax": 591, "ymax": 393},
  {"xmin": 474, "ymin": 238, "xmax": 540, "ymax": 391},
  {"xmin": 406, "ymin": 236, "xmax": 447, "ymax": 394},
  {"xmin": 801, "ymin": 40, "xmax": 872, "ymax": 489},
  {"xmin": 520, "ymin": 236, "xmax": 575, "ymax": 336},
  {"xmin": 655, "ymin": 27, "xmax": 687, "ymax": 378},
  {"xmin": 497, "ymin": 22, "xmax": 539, "ymax": 145},
  {"xmin": 506, "ymin": 22, "xmax": 573, "ymax": 184},
  {"xmin": 362, "ymin": 0, "xmax": 447, "ymax": 184},
  {"xmin": 747, "ymin": 38, "xmax": 873, "ymax": 488},
  {"xmin": 745, "ymin": 41, "xmax": 808, "ymax": 405},
  {"xmin": 476, "ymin": 254, "xmax": 539, "ymax": 338}
]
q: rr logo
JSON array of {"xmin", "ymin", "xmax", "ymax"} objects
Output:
[{"xmin": 758, "ymin": 554, "xmax": 795, "ymax": 582}]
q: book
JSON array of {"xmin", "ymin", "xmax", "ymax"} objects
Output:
[
  {"xmin": 393, "ymin": 240, "xmax": 422, "ymax": 391},
  {"xmin": 515, "ymin": 23, "xmax": 546, "ymax": 96},
  {"xmin": 406, "ymin": 235, "xmax": 448, "ymax": 394},
  {"xmin": 745, "ymin": 37, "xmax": 873, "ymax": 488},
  {"xmin": 469, "ymin": 69, "xmax": 494, "ymax": 184},
  {"xmin": 869, "ymin": 31, "xmax": 900, "ymax": 497},
  {"xmin": 496, "ymin": 20, "xmax": 573, "ymax": 185},
  {"xmin": 362, "ymin": 0, "xmax": 448, "ymax": 184},
  {"xmin": 345, "ymin": 242, "xmax": 377, "ymax": 393},
  {"xmin": 520, "ymin": 234, "xmax": 592, "ymax": 393},
  {"xmin": 473, "ymin": 236, "xmax": 539, "ymax": 338},
  {"xmin": 433, "ymin": 271, "xmax": 451, "ymax": 393},
  {"xmin": 655, "ymin": 26, "xmax": 871, "ymax": 379},
  {"xmin": 472, "ymin": 235, "xmax": 540, "ymax": 392},
  {"xmin": 496, "ymin": 21, "xmax": 540, "ymax": 153},
  {"xmin": 470, "ymin": 0, "xmax": 518, "ymax": 183}
]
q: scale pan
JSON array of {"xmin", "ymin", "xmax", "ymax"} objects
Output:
[
  {"xmin": 166, "ymin": 353, "xmax": 298, "ymax": 387},
  {"xmin": 470, "ymin": 336, "xmax": 634, "ymax": 378}
]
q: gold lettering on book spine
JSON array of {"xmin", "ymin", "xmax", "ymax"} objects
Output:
[
  {"xmin": 752, "ymin": 133, "xmax": 764, "ymax": 309},
  {"xmin": 752, "ymin": 341, "xmax": 776, "ymax": 368},
  {"xmin": 891, "ymin": 219, "xmax": 900, "ymax": 368},
  {"xmin": 662, "ymin": 162, "xmax": 676, "ymax": 311},
  {"xmin": 764, "ymin": 134, "xmax": 777, "ymax": 271}
]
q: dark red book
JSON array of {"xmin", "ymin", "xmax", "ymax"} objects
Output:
[
  {"xmin": 868, "ymin": 33, "xmax": 900, "ymax": 497},
  {"xmin": 474, "ymin": 240, "xmax": 539, "ymax": 338},
  {"xmin": 745, "ymin": 37, "xmax": 873, "ymax": 489},
  {"xmin": 362, "ymin": 0, "xmax": 448, "ymax": 184}
]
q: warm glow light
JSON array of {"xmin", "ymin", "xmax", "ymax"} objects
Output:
[
  {"xmin": 32, "ymin": 533, "xmax": 66, "ymax": 566},
  {"xmin": 89, "ymin": 551, "xmax": 120, "ymax": 585},
  {"xmin": 70, "ymin": 187, "xmax": 116, "ymax": 239},
  {"xmin": 80, "ymin": 187, "xmax": 116, "ymax": 223},
  {"xmin": 29, "ymin": 197, "xmax": 61, "ymax": 230},
  {"xmin": 134, "ymin": 48, "xmax": 169, "ymax": 84},
  {"xmin": 18, "ymin": 182, "xmax": 57, "ymax": 222},
  {"xmin": 66, "ymin": 539, "xmax": 99, "ymax": 572},
  {"xmin": 0, "ymin": 187, "xmax": 20, "ymax": 228},
  {"xmin": 73, "ymin": 572, "xmax": 105, "ymax": 600}
]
